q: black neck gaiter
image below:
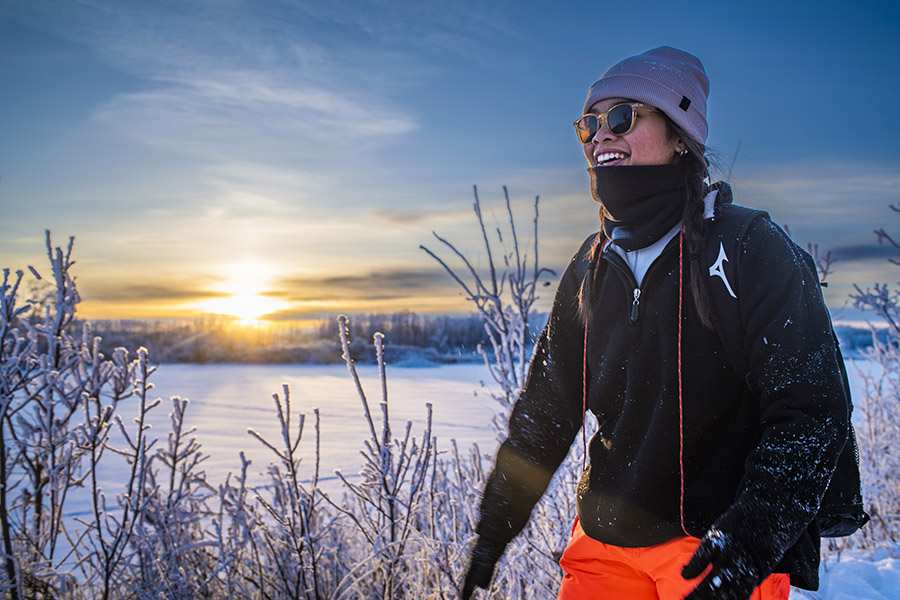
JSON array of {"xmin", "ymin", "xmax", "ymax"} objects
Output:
[{"xmin": 588, "ymin": 163, "xmax": 688, "ymax": 251}]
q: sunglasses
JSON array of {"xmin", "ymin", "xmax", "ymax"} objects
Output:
[{"xmin": 573, "ymin": 102, "xmax": 659, "ymax": 144}]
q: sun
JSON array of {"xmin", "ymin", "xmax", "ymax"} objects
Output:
[
  {"xmin": 202, "ymin": 293, "xmax": 285, "ymax": 325},
  {"xmin": 197, "ymin": 260, "xmax": 289, "ymax": 324}
]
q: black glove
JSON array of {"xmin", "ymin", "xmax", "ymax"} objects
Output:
[
  {"xmin": 682, "ymin": 528, "xmax": 762, "ymax": 600},
  {"xmin": 461, "ymin": 537, "xmax": 506, "ymax": 600}
]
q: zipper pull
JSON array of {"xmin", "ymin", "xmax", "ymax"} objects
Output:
[{"xmin": 630, "ymin": 288, "xmax": 641, "ymax": 323}]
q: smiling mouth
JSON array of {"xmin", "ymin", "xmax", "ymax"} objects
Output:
[{"xmin": 595, "ymin": 152, "xmax": 628, "ymax": 166}]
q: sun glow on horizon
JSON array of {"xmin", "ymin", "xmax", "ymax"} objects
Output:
[{"xmin": 196, "ymin": 260, "xmax": 290, "ymax": 324}]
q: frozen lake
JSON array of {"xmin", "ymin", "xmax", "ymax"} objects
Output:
[
  {"xmin": 90, "ymin": 362, "xmax": 504, "ymax": 504},
  {"xmin": 72, "ymin": 357, "xmax": 873, "ymax": 515}
]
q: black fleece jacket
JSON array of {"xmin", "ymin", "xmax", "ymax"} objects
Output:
[{"xmin": 474, "ymin": 209, "xmax": 849, "ymax": 590}]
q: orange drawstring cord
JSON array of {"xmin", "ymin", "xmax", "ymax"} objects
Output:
[{"xmin": 678, "ymin": 227, "xmax": 689, "ymax": 537}]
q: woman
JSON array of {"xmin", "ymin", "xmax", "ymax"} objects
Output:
[{"xmin": 461, "ymin": 47, "xmax": 851, "ymax": 600}]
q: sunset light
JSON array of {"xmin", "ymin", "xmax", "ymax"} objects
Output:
[
  {"xmin": 200, "ymin": 293, "xmax": 286, "ymax": 325},
  {"xmin": 197, "ymin": 260, "xmax": 289, "ymax": 324}
]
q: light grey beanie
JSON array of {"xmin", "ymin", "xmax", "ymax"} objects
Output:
[{"xmin": 583, "ymin": 46, "xmax": 710, "ymax": 145}]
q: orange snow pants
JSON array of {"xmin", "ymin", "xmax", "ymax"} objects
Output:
[{"xmin": 558, "ymin": 518, "xmax": 791, "ymax": 600}]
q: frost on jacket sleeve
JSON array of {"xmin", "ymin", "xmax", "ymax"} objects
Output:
[
  {"xmin": 474, "ymin": 240, "xmax": 588, "ymax": 546},
  {"xmin": 712, "ymin": 218, "xmax": 850, "ymax": 579}
]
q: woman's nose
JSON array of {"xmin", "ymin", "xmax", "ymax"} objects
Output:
[{"xmin": 592, "ymin": 119, "xmax": 616, "ymax": 143}]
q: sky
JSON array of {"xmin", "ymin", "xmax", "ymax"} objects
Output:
[{"xmin": 1, "ymin": 0, "xmax": 899, "ymax": 326}]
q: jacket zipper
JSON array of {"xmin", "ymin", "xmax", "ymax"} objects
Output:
[
  {"xmin": 603, "ymin": 239, "xmax": 680, "ymax": 325},
  {"xmin": 631, "ymin": 288, "xmax": 641, "ymax": 323}
]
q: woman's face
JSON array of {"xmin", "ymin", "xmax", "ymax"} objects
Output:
[{"xmin": 582, "ymin": 98, "xmax": 684, "ymax": 167}]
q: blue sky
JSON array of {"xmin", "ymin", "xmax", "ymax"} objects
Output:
[{"xmin": 1, "ymin": 0, "xmax": 899, "ymax": 323}]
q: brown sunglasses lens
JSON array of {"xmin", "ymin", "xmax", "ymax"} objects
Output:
[
  {"xmin": 607, "ymin": 104, "xmax": 635, "ymax": 135},
  {"xmin": 575, "ymin": 115, "xmax": 598, "ymax": 143}
]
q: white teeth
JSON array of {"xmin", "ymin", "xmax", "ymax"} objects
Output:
[{"xmin": 595, "ymin": 152, "xmax": 627, "ymax": 165}]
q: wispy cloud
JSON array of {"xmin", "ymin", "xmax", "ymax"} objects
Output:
[
  {"xmin": 91, "ymin": 70, "xmax": 418, "ymax": 163},
  {"xmin": 830, "ymin": 244, "xmax": 898, "ymax": 262},
  {"xmin": 373, "ymin": 206, "xmax": 476, "ymax": 226},
  {"xmin": 83, "ymin": 280, "xmax": 227, "ymax": 302},
  {"xmin": 263, "ymin": 0, "xmax": 519, "ymax": 64},
  {"xmin": 257, "ymin": 266, "xmax": 473, "ymax": 321},
  {"xmin": 12, "ymin": 0, "xmax": 429, "ymax": 167},
  {"xmin": 732, "ymin": 163, "xmax": 900, "ymax": 244},
  {"xmin": 735, "ymin": 163, "xmax": 900, "ymax": 217},
  {"xmin": 274, "ymin": 268, "xmax": 453, "ymax": 302}
]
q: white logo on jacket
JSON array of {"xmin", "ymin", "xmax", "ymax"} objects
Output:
[{"xmin": 709, "ymin": 242, "xmax": 737, "ymax": 299}]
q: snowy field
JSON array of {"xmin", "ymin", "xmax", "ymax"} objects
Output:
[
  {"xmin": 85, "ymin": 360, "xmax": 898, "ymax": 599},
  {"xmin": 142, "ymin": 362, "xmax": 501, "ymax": 493}
]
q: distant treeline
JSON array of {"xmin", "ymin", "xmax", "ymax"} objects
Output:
[
  {"xmin": 834, "ymin": 324, "xmax": 892, "ymax": 358},
  {"xmin": 86, "ymin": 311, "xmax": 504, "ymax": 365},
  {"xmin": 79, "ymin": 316, "xmax": 882, "ymax": 365}
]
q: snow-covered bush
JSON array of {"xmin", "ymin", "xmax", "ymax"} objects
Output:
[
  {"xmin": 321, "ymin": 317, "xmax": 436, "ymax": 598},
  {"xmin": 1, "ymin": 233, "xmax": 497, "ymax": 598},
  {"xmin": 845, "ymin": 334, "xmax": 900, "ymax": 549},
  {"xmin": 244, "ymin": 384, "xmax": 342, "ymax": 598},
  {"xmin": 423, "ymin": 187, "xmax": 583, "ymax": 597},
  {"xmin": 126, "ymin": 396, "xmax": 221, "ymax": 598},
  {"xmin": 0, "ymin": 233, "xmax": 157, "ymax": 600},
  {"xmin": 833, "ymin": 207, "xmax": 900, "ymax": 553},
  {"xmin": 421, "ymin": 186, "xmax": 554, "ymax": 414}
]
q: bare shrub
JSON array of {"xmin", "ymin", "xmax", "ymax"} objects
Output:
[
  {"xmin": 829, "ymin": 205, "xmax": 900, "ymax": 554},
  {"xmin": 0, "ymin": 233, "xmax": 157, "ymax": 599},
  {"xmin": 323, "ymin": 316, "xmax": 437, "ymax": 598},
  {"xmin": 422, "ymin": 187, "xmax": 582, "ymax": 598},
  {"xmin": 421, "ymin": 186, "xmax": 555, "ymax": 414},
  {"xmin": 245, "ymin": 383, "xmax": 340, "ymax": 598}
]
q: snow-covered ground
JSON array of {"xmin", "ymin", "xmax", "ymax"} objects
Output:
[
  {"xmin": 793, "ymin": 547, "xmax": 900, "ymax": 599},
  {"xmin": 145, "ymin": 362, "xmax": 501, "ymax": 493},
  {"xmin": 103, "ymin": 361, "xmax": 897, "ymax": 599}
]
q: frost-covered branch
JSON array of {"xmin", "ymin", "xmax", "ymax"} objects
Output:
[
  {"xmin": 246, "ymin": 382, "xmax": 335, "ymax": 598},
  {"xmin": 421, "ymin": 186, "xmax": 555, "ymax": 418},
  {"xmin": 327, "ymin": 317, "xmax": 437, "ymax": 598},
  {"xmin": 831, "ymin": 205, "xmax": 900, "ymax": 555}
]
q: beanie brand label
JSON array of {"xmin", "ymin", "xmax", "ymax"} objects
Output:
[{"xmin": 679, "ymin": 96, "xmax": 691, "ymax": 111}]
